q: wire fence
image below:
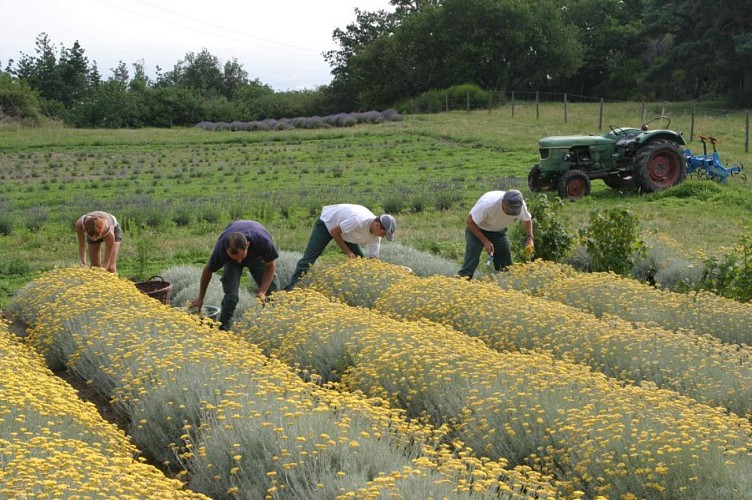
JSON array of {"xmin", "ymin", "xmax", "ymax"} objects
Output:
[{"xmin": 402, "ymin": 90, "xmax": 752, "ymax": 153}]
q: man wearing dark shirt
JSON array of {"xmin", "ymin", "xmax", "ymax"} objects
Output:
[{"xmin": 190, "ymin": 220, "xmax": 280, "ymax": 330}]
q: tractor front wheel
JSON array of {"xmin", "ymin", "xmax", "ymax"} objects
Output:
[
  {"xmin": 633, "ymin": 139, "xmax": 687, "ymax": 192},
  {"xmin": 528, "ymin": 164, "xmax": 557, "ymax": 192},
  {"xmin": 528, "ymin": 165, "xmax": 544, "ymax": 192},
  {"xmin": 557, "ymin": 169, "xmax": 591, "ymax": 201}
]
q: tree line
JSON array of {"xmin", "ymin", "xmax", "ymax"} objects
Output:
[{"xmin": 2, "ymin": 0, "xmax": 752, "ymax": 128}]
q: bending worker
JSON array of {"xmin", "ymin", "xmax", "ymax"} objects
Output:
[
  {"xmin": 285, "ymin": 204, "xmax": 396, "ymax": 289},
  {"xmin": 458, "ymin": 189, "xmax": 534, "ymax": 278},
  {"xmin": 75, "ymin": 210, "xmax": 122, "ymax": 273},
  {"xmin": 191, "ymin": 220, "xmax": 280, "ymax": 330}
]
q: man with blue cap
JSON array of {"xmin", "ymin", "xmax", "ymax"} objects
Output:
[
  {"xmin": 285, "ymin": 204, "xmax": 396, "ymax": 289},
  {"xmin": 458, "ymin": 189, "xmax": 534, "ymax": 278}
]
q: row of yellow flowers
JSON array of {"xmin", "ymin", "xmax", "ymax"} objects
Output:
[
  {"xmin": 8, "ymin": 267, "xmax": 556, "ymax": 499},
  {"xmin": 303, "ymin": 259, "xmax": 752, "ymax": 420},
  {"xmin": 497, "ymin": 260, "xmax": 752, "ymax": 346},
  {"xmin": 241, "ymin": 283, "xmax": 752, "ymax": 498},
  {"xmin": 0, "ymin": 319, "xmax": 207, "ymax": 499}
]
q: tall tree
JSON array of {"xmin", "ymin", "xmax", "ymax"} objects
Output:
[
  {"xmin": 554, "ymin": 0, "xmax": 647, "ymax": 97},
  {"xmin": 642, "ymin": 0, "xmax": 752, "ymax": 100},
  {"xmin": 12, "ymin": 33, "xmax": 61, "ymax": 102},
  {"xmin": 327, "ymin": 0, "xmax": 583, "ymax": 108}
]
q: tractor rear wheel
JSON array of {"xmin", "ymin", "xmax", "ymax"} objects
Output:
[
  {"xmin": 633, "ymin": 139, "xmax": 687, "ymax": 192},
  {"xmin": 557, "ymin": 169, "xmax": 591, "ymax": 201}
]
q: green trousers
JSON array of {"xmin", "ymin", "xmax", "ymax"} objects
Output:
[
  {"xmin": 286, "ymin": 218, "xmax": 364, "ymax": 289},
  {"xmin": 219, "ymin": 257, "xmax": 279, "ymax": 329},
  {"xmin": 458, "ymin": 227, "xmax": 512, "ymax": 279}
]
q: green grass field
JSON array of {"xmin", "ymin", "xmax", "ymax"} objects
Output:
[{"xmin": 1, "ymin": 101, "xmax": 750, "ymax": 309}]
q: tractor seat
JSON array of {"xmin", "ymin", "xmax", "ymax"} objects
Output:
[{"xmin": 615, "ymin": 134, "xmax": 637, "ymax": 147}]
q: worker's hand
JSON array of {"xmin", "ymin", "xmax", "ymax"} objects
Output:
[
  {"xmin": 484, "ymin": 242, "xmax": 494, "ymax": 255},
  {"xmin": 189, "ymin": 297, "xmax": 203, "ymax": 310},
  {"xmin": 256, "ymin": 291, "xmax": 268, "ymax": 302},
  {"xmin": 346, "ymin": 252, "xmax": 358, "ymax": 259},
  {"xmin": 524, "ymin": 243, "xmax": 534, "ymax": 260},
  {"xmin": 524, "ymin": 237, "xmax": 535, "ymax": 261}
]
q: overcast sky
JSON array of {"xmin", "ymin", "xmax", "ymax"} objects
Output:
[{"xmin": 0, "ymin": 0, "xmax": 394, "ymax": 91}]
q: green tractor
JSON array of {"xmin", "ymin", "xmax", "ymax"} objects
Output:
[{"xmin": 528, "ymin": 116, "xmax": 688, "ymax": 200}]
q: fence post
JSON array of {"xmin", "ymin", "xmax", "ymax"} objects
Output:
[
  {"xmin": 445, "ymin": 92, "xmax": 449, "ymax": 112},
  {"xmin": 466, "ymin": 91, "xmax": 470, "ymax": 112},
  {"xmin": 746, "ymin": 111, "xmax": 750, "ymax": 153},
  {"xmin": 512, "ymin": 91, "xmax": 515, "ymax": 118},
  {"xmin": 640, "ymin": 102, "xmax": 645, "ymax": 123},
  {"xmin": 536, "ymin": 91, "xmax": 539, "ymax": 119},
  {"xmin": 488, "ymin": 91, "xmax": 492, "ymax": 114},
  {"xmin": 690, "ymin": 103, "xmax": 695, "ymax": 142},
  {"xmin": 564, "ymin": 93, "xmax": 568, "ymax": 123},
  {"xmin": 599, "ymin": 98, "xmax": 604, "ymax": 130}
]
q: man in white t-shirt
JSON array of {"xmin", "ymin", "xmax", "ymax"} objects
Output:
[
  {"xmin": 285, "ymin": 204, "xmax": 396, "ymax": 289},
  {"xmin": 458, "ymin": 190, "xmax": 534, "ymax": 278}
]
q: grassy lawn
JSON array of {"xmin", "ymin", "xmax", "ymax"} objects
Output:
[{"xmin": 1, "ymin": 102, "xmax": 750, "ymax": 309}]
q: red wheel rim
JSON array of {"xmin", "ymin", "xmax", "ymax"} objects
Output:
[
  {"xmin": 648, "ymin": 151, "xmax": 681, "ymax": 187},
  {"xmin": 567, "ymin": 179, "xmax": 586, "ymax": 198}
]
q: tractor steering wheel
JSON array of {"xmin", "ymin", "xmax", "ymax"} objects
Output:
[
  {"xmin": 642, "ymin": 116, "xmax": 671, "ymax": 130},
  {"xmin": 609, "ymin": 125, "xmax": 625, "ymax": 136}
]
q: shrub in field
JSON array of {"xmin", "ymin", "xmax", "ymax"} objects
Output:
[
  {"xmin": 10, "ymin": 268, "xmax": 552, "ymax": 499},
  {"xmin": 633, "ymin": 232, "xmax": 704, "ymax": 290},
  {"xmin": 698, "ymin": 233, "xmax": 752, "ymax": 302},
  {"xmin": 381, "ymin": 193, "xmax": 405, "ymax": 214},
  {"xmin": 242, "ymin": 286, "xmax": 752, "ymax": 499},
  {"xmin": 379, "ymin": 242, "xmax": 458, "ymax": 277},
  {"xmin": 23, "ymin": 205, "xmax": 48, "ymax": 231},
  {"xmin": 0, "ymin": 321, "xmax": 206, "ymax": 498},
  {"xmin": 161, "ymin": 250, "xmax": 301, "ymax": 312},
  {"xmin": 171, "ymin": 206, "xmax": 193, "ymax": 227},
  {"xmin": 578, "ymin": 207, "xmax": 645, "ymax": 275},
  {"xmin": 307, "ymin": 259, "xmax": 752, "ymax": 419},
  {"xmin": 0, "ymin": 211, "xmax": 12, "ymax": 235},
  {"xmin": 509, "ymin": 194, "xmax": 573, "ymax": 262},
  {"xmin": 499, "ymin": 260, "xmax": 752, "ymax": 346}
]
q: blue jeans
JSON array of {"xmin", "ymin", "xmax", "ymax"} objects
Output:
[
  {"xmin": 219, "ymin": 257, "xmax": 279, "ymax": 329},
  {"xmin": 286, "ymin": 218, "xmax": 364, "ymax": 289},
  {"xmin": 458, "ymin": 227, "xmax": 512, "ymax": 278}
]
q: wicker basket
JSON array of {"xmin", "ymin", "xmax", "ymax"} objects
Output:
[{"xmin": 135, "ymin": 276, "xmax": 172, "ymax": 305}]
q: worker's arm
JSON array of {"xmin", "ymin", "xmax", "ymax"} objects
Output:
[
  {"xmin": 256, "ymin": 260, "xmax": 277, "ymax": 300},
  {"xmin": 75, "ymin": 217, "xmax": 87, "ymax": 267},
  {"xmin": 523, "ymin": 219, "xmax": 534, "ymax": 246},
  {"xmin": 101, "ymin": 229, "xmax": 116, "ymax": 272},
  {"xmin": 189, "ymin": 265, "xmax": 213, "ymax": 309},
  {"xmin": 329, "ymin": 225, "xmax": 357, "ymax": 258},
  {"xmin": 466, "ymin": 215, "xmax": 494, "ymax": 255}
]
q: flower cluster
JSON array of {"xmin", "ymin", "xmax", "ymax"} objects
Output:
[
  {"xmin": 307, "ymin": 258, "xmax": 752, "ymax": 419},
  {"xmin": 0, "ymin": 319, "xmax": 206, "ymax": 498},
  {"xmin": 298, "ymin": 258, "xmax": 752, "ymax": 497},
  {"xmin": 498, "ymin": 260, "xmax": 752, "ymax": 345},
  {"xmin": 9, "ymin": 267, "xmax": 555, "ymax": 499}
]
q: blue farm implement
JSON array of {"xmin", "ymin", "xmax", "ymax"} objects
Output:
[{"xmin": 684, "ymin": 135, "xmax": 746, "ymax": 184}]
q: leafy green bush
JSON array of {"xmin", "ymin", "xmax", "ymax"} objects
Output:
[
  {"xmin": 0, "ymin": 74, "xmax": 42, "ymax": 123},
  {"xmin": 23, "ymin": 206, "xmax": 48, "ymax": 231},
  {"xmin": 579, "ymin": 207, "xmax": 645, "ymax": 276},
  {"xmin": 698, "ymin": 233, "xmax": 752, "ymax": 302},
  {"xmin": 0, "ymin": 212, "xmax": 13, "ymax": 236},
  {"xmin": 396, "ymin": 83, "xmax": 490, "ymax": 113},
  {"xmin": 510, "ymin": 194, "xmax": 573, "ymax": 262},
  {"xmin": 381, "ymin": 194, "xmax": 405, "ymax": 214}
]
